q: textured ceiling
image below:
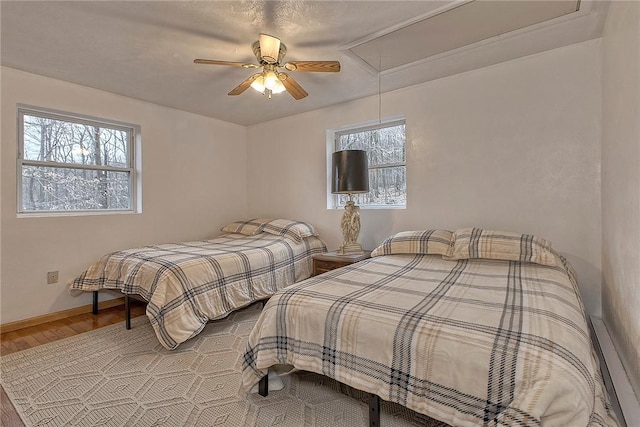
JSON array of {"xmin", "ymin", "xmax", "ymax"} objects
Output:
[
  {"xmin": 349, "ymin": 1, "xmax": 580, "ymax": 71},
  {"xmin": 1, "ymin": 1, "xmax": 609, "ymax": 126}
]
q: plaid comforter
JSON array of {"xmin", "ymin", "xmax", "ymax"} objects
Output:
[
  {"xmin": 241, "ymin": 254, "xmax": 618, "ymax": 426},
  {"xmin": 70, "ymin": 233, "xmax": 326, "ymax": 349}
]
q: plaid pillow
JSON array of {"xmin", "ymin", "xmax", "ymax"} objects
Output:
[
  {"xmin": 445, "ymin": 227, "xmax": 556, "ymax": 266},
  {"xmin": 261, "ymin": 219, "xmax": 318, "ymax": 243},
  {"xmin": 220, "ymin": 218, "xmax": 271, "ymax": 236},
  {"xmin": 371, "ymin": 230, "xmax": 453, "ymax": 257}
]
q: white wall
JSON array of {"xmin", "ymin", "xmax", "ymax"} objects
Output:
[
  {"xmin": 0, "ymin": 67, "xmax": 249, "ymax": 324},
  {"xmin": 0, "ymin": 38, "xmax": 609, "ymax": 334},
  {"xmin": 247, "ymin": 40, "xmax": 603, "ymax": 315},
  {"xmin": 601, "ymin": 1, "xmax": 640, "ymax": 399}
]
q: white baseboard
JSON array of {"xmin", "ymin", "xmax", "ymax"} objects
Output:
[{"xmin": 590, "ymin": 316, "xmax": 639, "ymax": 427}]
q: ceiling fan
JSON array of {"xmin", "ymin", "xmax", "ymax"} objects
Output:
[{"xmin": 194, "ymin": 34, "xmax": 340, "ymax": 100}]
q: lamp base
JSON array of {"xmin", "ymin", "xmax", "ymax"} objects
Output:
[{"xmin": 337, "ymin": 242, "xmax": 364, "ymax": 255}]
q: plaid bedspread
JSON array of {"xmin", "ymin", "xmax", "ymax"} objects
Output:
[
  {"xmin": 70, "ymin": 233, "xmax": 326, "ymax": 349},
  {"xmin": 241, "ymin": 254, "xmax": 618, "ymax": 426}
]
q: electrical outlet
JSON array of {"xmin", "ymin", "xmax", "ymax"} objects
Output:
[{"xmin": 47, "ymin": 271, "xmax": 59, "ymax": 284}]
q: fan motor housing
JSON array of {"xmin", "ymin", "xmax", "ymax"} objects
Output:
[{"xmin": 252, "ymin": 41, "xmax": 287, "ymax": 65}]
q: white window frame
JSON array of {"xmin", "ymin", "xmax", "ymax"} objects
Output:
[
  {"xmin": 328, "ymin": 116, "xmax": 407, "ymax": 209},
  {"xmin": 17, "ymin": 105, "xmax": 141, "ymax": 216}
]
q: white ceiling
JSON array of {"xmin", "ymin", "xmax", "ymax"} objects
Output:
[{"xmin": 1, "ymin": 1, "xmax": 609, "ymax": 126}]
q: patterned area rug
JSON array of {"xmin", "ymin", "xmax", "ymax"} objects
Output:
[{"xmin": 1, "ymin": 304, "xmax": 449, "ymax": 427}]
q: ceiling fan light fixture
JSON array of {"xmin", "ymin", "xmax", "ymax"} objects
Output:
[
  {"xmin": 263, "ymin": 70, "xmax": 280, "ymax": 90},
  {"xmin": 271, "ymin": 79, "xmax": 286, "ymax": 94},
  {"xmin": 250, "ymin": 75, "xmax": 266, "ymax": 93},
  {"xmin": 195, "ymin": 34, "xmax": 340, "ymax": 101}
]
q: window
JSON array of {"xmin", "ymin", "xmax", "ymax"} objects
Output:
[
  {"xmin": 333, "ymin": 118, "xmax": 406, "ymax": 208},
  {"xmin": 17, "ymin": 107, "xmax": 138, "ymax": 214}
]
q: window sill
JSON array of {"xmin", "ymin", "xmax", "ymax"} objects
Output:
[
  {"xmin": 330, "ymin": 205, "xmax": 406, "ymax": 210},
  {"xmin": 17, "ymin": 210, "xmax": 139, "ymax": 219}
]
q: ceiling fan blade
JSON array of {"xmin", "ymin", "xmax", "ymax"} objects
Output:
[
  {"xmin": 278, "ymin": 73, "xmax": 308, "ymax": 100},
  {"xmin": 259, "ymin": 33, "xmax": 281, "ymax": 64},
  {"xmin": 228, "ymin": 74, "xmax": 261, "ymax": 96},
  {"xmin": 194, "ymin": 59, "xmax": 259, "ymax": 69},
  {"xmin": 283, "ymin": 61, "xmax": 340, "ymax": 72}
]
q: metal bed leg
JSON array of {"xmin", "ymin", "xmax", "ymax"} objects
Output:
[
  {"xmin": 369, "ymin": 394, "xmax": 380, "ymax": 427},
  {"xmin": 125, "ymin": 294, "xmax": 131, "ymax": 330},
  {"xmin": 92, "ymin": 291, "xmax": 99, "ymax": 315},
  {"xmin": 258, "ymin": 374, "xmax": 269, "ymax": 397}
]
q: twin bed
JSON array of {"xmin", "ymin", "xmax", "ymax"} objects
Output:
[
  {"xmin": 70, "ymin": 224, "xmax": 618, "ymax": 426},
  {"xmin": 69, "ymin": 218, "xmax": 326, "ymax": 349}
]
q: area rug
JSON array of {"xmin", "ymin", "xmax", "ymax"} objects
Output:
[{"xmin": 1, "ymin": 304, "xmax": 449, "ymax": 427}]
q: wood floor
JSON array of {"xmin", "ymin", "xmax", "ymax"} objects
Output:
[{"xmin": 0, "ymin": 301, "xmax": 146, "ymax": 427}]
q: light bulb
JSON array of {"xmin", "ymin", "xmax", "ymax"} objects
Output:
[
  {"xmin": 263, "ymin": 71, "xmax": 279, "ymax": 90},
  {"xmin": 251, "ymin": 75, "xmax": 265, "ymax": 93},
  {"xmin": 271, "ymin": 79, "xmax": 286, "ymax": 94}
]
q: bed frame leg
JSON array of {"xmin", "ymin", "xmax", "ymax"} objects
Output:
[
  {"xmin": 369, "ymin": 393, "xmax": 380, "ymax": 427},
  {"xmin": 92, "ymin": 291, "xmax": 99, "ymax": 315},
  {"xmin": 258, "ymin": 374, "xmax": 269, "ymax": 397},
  {"xmin": 125, "ymin": 294, "xmax": 131, "ymax": 330}
]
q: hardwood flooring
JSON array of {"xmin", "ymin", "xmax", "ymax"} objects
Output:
[{"xmin": 0, "ymin": 301, "xmax": 146, "ymax": 427}]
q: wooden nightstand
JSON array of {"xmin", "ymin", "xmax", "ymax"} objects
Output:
[{"xmin": 312, "ymin": 250, "xmax": 372, "ymax": 276}]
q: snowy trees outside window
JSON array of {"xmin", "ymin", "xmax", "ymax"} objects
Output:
[
  {"xmin": 335, "ymin": 119, "xmax": 406, "ymax": 208},
  {"xmin": 18, "ymin": 108, "xmax": 136, "ymax": 213}
]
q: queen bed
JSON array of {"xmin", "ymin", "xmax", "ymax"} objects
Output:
[
  {"xmin": 69, "ymin": 218, "xmax": 326, "ymax": 350},
  {"xmin": 241, "ymin": 228, "xmax": 619, "ymax": 426}
]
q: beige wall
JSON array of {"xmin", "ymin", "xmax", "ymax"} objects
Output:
[
  {"xmin": 601, "ymin": 1, "xmax": 640, "ymax": 398},
  {"xmin": 247, "ymin": 40, "xmax": 603, "ymax": 315},
  {"xmin": 0, "ymin": 67, "xmax": 249, "ymax": 324}
]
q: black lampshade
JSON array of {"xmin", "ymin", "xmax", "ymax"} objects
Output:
[{"xmin": 331, "ymin": 150, "xmax": 369, "ymax": 194}]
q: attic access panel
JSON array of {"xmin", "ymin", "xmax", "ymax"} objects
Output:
[{"xmin": 349, "ymin": 0, "xmax": 581, "ymax": 72}]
